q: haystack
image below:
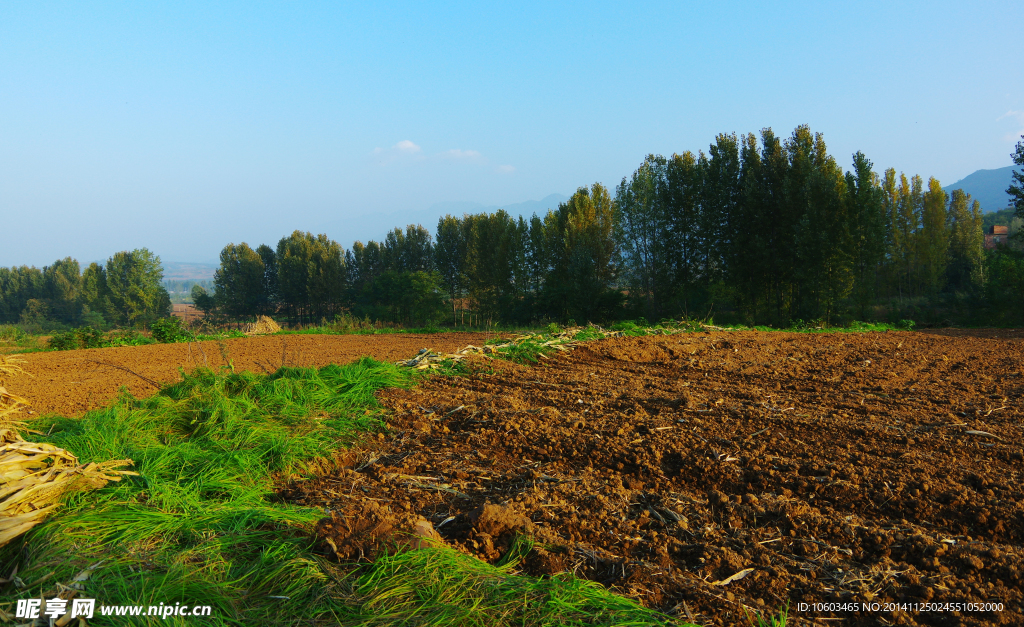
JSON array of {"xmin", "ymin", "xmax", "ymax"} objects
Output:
[
  {"xmin": 0, "ymin": 355, "xmax": 137, "ymax": 548},
  {"xmin": 243, "ymin": 315, "xmax": 282, "ymax": 336}
]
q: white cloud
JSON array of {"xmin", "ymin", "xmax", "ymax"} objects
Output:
[
  {"xmin": 371, "ymin": 141, "xmax": 507, "ymax": 169},
  {"xmin": 396, "ymin": 140, "xmax": 422, "ymax": 154},
  {"xmin": 372, "ymin": 140, "xmax": 424, "ymax": 164},
  {"xmin": 438, "ymin": 148, "xmax": 483, "ymax": 161}
]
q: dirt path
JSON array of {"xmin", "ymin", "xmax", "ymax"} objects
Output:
[
  {"xmin": 4, "ymin": 332, "xmax": 498, "ymax": 417},
  {"xmin": 288, "ymin": 330, "xmax": 1024, "ymax": 626}
]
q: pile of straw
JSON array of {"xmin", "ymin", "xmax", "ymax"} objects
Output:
[
  {"xmin": 0, "ymin": 355, "xmax": 137, "ymax": 549},
  {"xmin": 243, "ymin": 315, "xmax": 282, "ymax": 336}
]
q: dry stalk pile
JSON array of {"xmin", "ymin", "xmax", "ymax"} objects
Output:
[
  {"xmin": 243, "ymin": 315, "xmax": 282, "ymax": 336},
  {"xmin": 0, "ymin": 355, "xmax": 137, "ymax": 549},
  {"xmin": 394, "ymin": 327, "xmax": 590, "ymax": 370},
  {"xmin": 394, "ymin": 325, "xmax": 680, "ymax": 370}
]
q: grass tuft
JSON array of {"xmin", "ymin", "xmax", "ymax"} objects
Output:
[{"xmin": 347, "ymin": 546, "xmax": 684, "ymax": 627}]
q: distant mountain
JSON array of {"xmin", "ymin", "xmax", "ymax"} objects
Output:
[
  {"xmin": 428, "ymin": 194, "xmax": 571, "ymax": 219},
  {"xmin": 943, "ymin": 166, "xmax": 1017, "ymax": 213},
  {"xmin": 162, "ymin": 261, "xmax": 217, "ymax": 281}
]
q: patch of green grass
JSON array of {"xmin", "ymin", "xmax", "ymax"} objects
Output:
[
  {"xmin": 608, "ymin": 321, "xmax": 655, "ymax": 337},
  {"xmin": 345, "ymin": 545, "xmax": 684, "ymax": 627},
  {"xmin": 5, "ymin": 358, "xmax": 417, "ymax": 625},
  {"xmin": 746, "ymin": 603, "xmax": 788, "ymax": 627},
  {"xmin": 492, "ymin": 338, "xmax": 556, "ymax": 364},
  {"xmin": 572, "ymin": 326, "xmax": 604, "ymax": 342}
]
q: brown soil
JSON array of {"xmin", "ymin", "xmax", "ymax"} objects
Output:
[
  {"xmin": 283, "ymin": 330, "xmax": 1024, "ymax": 627},
  {"xmin": 4, "ymin": 333, "xmax": 498, "ymax": 417}
]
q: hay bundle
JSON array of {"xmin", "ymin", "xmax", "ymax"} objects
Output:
[
  {"xmin": 243, "ymin": 315, "xmax": 282, "ymax": 336},
  {"xmin": 0, "ymin": 355, "xmax": 29, "ymax": 440},
  {"xmin": 0, "ymin": 355, "xmax": 137, "ymax": 549}
]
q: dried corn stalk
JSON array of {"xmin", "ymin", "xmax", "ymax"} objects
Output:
[
  {"xmin": 0, "ymin": 356, "xmax": 138, "ymax": 548},
  {"xmin": 0, "ymin": 354, "xmax": 30, "ymax": 438},
  {"xmin": 395, "ymin": 328, "xmax": 589, "ymax": 370},
  {"xmin": 0, "ymin": 434, "xmax": 138, "ymax": 548}
]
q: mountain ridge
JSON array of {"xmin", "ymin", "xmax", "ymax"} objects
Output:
[{"xmin": 943, "ymin": 165, "xmax": 1016, "ymax": 213}]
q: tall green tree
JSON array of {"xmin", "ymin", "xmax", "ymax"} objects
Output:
[
  {"xmin": 383, "ymin": 225, "xmax": 434, "ymax": 272},
  {"xmin": 881, "ymin": 168, "xmax": 919, "ymax": 302},
  {"xmin": 733, "ymin": 128, "xmax": 794, "ymax": 324},
  {"xmin": 946, "ymin": 189, "xmax": 985, "ymax": 292},
  {"xmin": 662, "ymin": 151, "xmax": 702, "ymax": 313},
  {"xmin": 1008, "ymin": 135, "xmax": 1024, "ymax": 218},
  {"xmin": 463, "ymin": 211, "xmax": 529, "ymax": 323},
  {"xmin": 214, "ymin": 243, "xmax": 267, "ymax": 319},
  {"xmin": 434, "ymin": 215, "xmax": 469, "ymax": 324},
  {"xmin": 917, "ymin": 178, "xmax": 949, "ymax": 295},
  {"xmin": 256, "ymin": 244, "xmax": 278, "ymax": 315},
  {"xmin": 81, "ymin": 262, "xmax": 111, "ymax": 324},
  {"xmin": 614, "ymin": 154, "xmax": 669, "ymax": 318},
  {"xmin": 42, "ymin": 257, "xmax": 83, "ymax": 324},
  {"xmin": 538, "ymin": 184, "xmax": 619, "ymax": 321},
  {"xmin": 276, "ymin": 231, "xmax": 348, "ymax": 324},
  {"xmin": 792, "ymin": 130, "xmax": 852, "ymax": 324},
  {"xmin": 105, "ymin": 249, "xmax": 171, "ymax": 326},
  {"xmin": 701, "ymin": 133, "xmax": 741, "ymax": 295},
  {"xmin": 846, "ymin": 152, "xmax": 886, "ymax": 317},
  {"xmin": 0, "ymin": 266, "xmax": 44, "ymax": 324}
]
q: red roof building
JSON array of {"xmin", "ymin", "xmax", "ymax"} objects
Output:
[{"xmin": 984, "ymin": 225, "xmax": 1009, "ymax": 250}]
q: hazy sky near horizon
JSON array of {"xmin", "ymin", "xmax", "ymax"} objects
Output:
[{"xmin": 2, "ymin": 1, "xmax": 1023, "ymax": 267}]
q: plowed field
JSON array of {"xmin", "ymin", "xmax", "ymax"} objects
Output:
[
  {"xmin": 8, "ymin": 329, "xmax": 1024, "ymax": 626},
  {"xmin": 285, "ymin": 330, "xmax": 1024, "ymax": 627},
  {"xmin": 5, "ymin": 332, "xmax": 497, "ymax": 417}
]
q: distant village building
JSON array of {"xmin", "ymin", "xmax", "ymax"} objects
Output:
[{"xmin": 984, "ymin": 225, "xmax": 1009, "ymax": 250}]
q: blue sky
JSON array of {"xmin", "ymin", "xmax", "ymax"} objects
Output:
[{"xmin": 2, "ymin": 1, "xmax": 1022, "ymax": 267}]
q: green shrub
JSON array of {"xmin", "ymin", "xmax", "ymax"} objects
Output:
[
  {"xmin": 151, "ymin": 316, "xmax": 193, "ymax": 343},
  {"xmin": 0, "ymin": 324, "xmax": 28, "ymax": 343},
  {"xmin": 47, "ymin": 330, "xmax": 79, "ymax": 350},
  {"xmin": 47, "ymin": 326, "xmax": 104, "ymax": 350}
]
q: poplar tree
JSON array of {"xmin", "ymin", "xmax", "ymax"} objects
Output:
[
  {"xmin": 846, "ymin": 152, "xmax": 886, "ymax": 317},
  {"xmin": 701, "ymin": 133, "xmax": 740, "ymax": 294},
  {"xmin": 946, "ymin": 189, "xmax": 985, "ymax": 291},
  {"xmin": 614, "ymin": 154, "xmax": 669, "ymax": 318},
  {"xmin": 434, "ymin": 215, "xmax": 469, "ymax": 323},
  {"xmin": 917, "ymin": 179, "xmax": 949, "ymax": 295}
]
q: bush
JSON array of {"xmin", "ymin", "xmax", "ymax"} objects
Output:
[
  {"xmin": 0, "ymin": 325, "xmax": 28, "ymax": 344},
  {"xmin": 48, "ymin": 326, "xmax": 104, "ymax": 350},
  {"xmin": 47, "ymin": 330, "xmax": 79, "ymax": 351},
  {"xmin": 151, "ymin": 317, "xmax": 193, "ymax": 343}
]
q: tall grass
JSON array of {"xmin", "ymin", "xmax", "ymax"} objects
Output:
[
  {"xmin": 4, "ymin": 359, "xmax": 414, "ymax": 625},
  {"xmin": 346, "ymin": 546, "xmax": 679, "ymax": 627}
]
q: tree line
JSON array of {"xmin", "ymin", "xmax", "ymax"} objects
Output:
[
  {"xmin": 0, "ymin": 249, "xmax": 170, "ymax": 329},
  {"xmin": 199, "ymin": 126, "xmax": 1021, "ymax": 327},
  {"xmin": 4, "ymin": 126, "xmax": 1023, "ymax": 330}
]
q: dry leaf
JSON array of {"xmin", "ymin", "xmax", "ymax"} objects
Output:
[{"xmin": 713, "ymin": 567, "xmax": 754, "ymax": 586}]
